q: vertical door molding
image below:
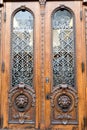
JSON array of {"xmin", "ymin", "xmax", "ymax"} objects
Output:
[{"xmin": 39, "ymin": 0, "xmax": 46, "ymax": 128}]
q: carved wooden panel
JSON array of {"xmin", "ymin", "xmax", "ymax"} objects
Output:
[
  {"xmin": 9, "ymin": 83, "xmax": 35, "ymax": 124},
  {"xmin": 51, "ymin": 84, "xmax": 78, "ymax": 125}
]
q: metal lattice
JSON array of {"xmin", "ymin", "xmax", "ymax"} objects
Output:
[
  {"xmin": 52, "ymin": 9, "xmax": 75, "ymax": 87},
  {"xmin": 11, "ymin": 10, "xmax": 33, "ymax": 87}
]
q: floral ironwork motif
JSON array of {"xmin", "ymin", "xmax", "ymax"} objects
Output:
[
  {"xmin": 11, "ymin": 10, "xmax": 33, "ymax": 87},
  {"xmin": 52, "ymin": 9, "xmax": 75, "ymax": 87}
]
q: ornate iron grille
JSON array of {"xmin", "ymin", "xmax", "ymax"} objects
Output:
[
  {"xmin": 52, "ymin": 9, "xmax": 75, "ymax": 87},
  {"xmin": 11, "ymin": 10, "xmax": 33, "ymax": 87}
]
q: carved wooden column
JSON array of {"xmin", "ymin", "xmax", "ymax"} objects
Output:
[{"xmin": 39, "ymin": 0, "xmax": 46, "ymax": 129}]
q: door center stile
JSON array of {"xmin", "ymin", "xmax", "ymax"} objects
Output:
[{"xmin": 39, "ymin": 0, "xmax": 46, "ymax": 128}]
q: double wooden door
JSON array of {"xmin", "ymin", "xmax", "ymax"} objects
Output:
[{"xmin": 0, "ymin": 0, "xmax": 86, "ymax": 130}]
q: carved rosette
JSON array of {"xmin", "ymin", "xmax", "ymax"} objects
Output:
[
  {"xmin": 9, "ymin": 83, "xmax": 35, "ymax": 124},
  {"xmin": 51, "ymin": 84, "xmax": 78, "ymax": 125}
]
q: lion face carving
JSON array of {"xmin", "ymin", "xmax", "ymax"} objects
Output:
[{"xmin": 15, "ymin": 94, "xmax": 28, "ymax": 111}]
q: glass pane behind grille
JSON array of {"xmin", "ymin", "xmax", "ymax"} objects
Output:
[
  {"xmin": 11, "ymin": 10, "xmax": 33, "ymax": 87},
  {"xmin": 52, "ymin": 9, "xmax": 75, "ymax": 87}
]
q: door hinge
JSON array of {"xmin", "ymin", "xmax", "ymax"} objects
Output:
[
  {"xmin": 84, "ymin": 117, "xmax": 87, "ymax": 129},
  {"xmin": 4, "ymin": 12, "xmax": 6, "ymax": 22},
  {"xmin": 0, "ymin": 116, "xmax": 3, "ymax": 128},
  {"xmin": 81, "ymin": 62, "xmax": 85, "ymax": 73},
  {"xmin": 80, "ymin": 10, "xmax": 83, "ymax": 21},
  {"xmin": 1, "ymin": 61, "xmax": 5, "ymax": 73}
]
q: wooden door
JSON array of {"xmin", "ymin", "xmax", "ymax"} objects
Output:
[
  {"xmin": 44, "ymin": 1, "xmax": 85, "ymax": 130},
  {"xmin": 0, "ymin": 0, "xmax": 86, "ymax": 130},
  {"xmin": 1, "ymin": 1, "xmax": 41, "ymax": 129}
]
